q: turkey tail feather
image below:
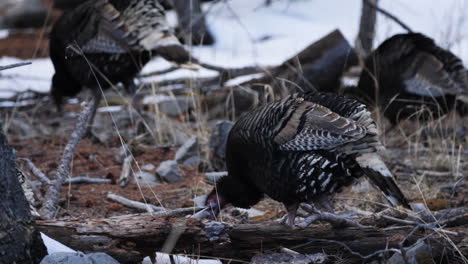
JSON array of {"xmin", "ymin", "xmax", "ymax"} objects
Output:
[{"xmin": 356, "ymin": 153, "xmax": 411, "ymax": 209}]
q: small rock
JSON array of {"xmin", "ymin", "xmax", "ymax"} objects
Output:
[
  {"xmin": 141, "ymin": 164, "xmax": 156, "ymax": 171},
  {"xmin": 156, "ymin": 160, "xmax": 183, "ymax": 183},
  {"xmin": 40, "ymin": 252, "xmax": 119, "ymax": 264},
  {"xmin": 114, "ymin": 145, "xmax": 131, "ymax": 164},
  {"xmin": 133, "ymin": 171, "xmax": 160, "ymax": 186},
  {"xmin": 87, "ymin": 253, "xmax": 120, "ymax": 264},
  {"xmin": 351, "ymin": 178, "xmax": 373, "ymax": 193},
  {"xmin": 175, "ymin": 136, "xmax": 199, "ymax": 163},
  {"xmin": 182, "ymin": 156, "xmax": 204, "ymax": 167},
  {"xmin": 386, "ymin": 242, "xmax": 433, "ymax": 264},
  {"xmin": 143, "ymin": 95, "xmax": 194, "ymax": 117},
  {"xmin": 209, "ymin": 121, "xmax": 233, "ymax": 171},
  {"xmin": 193, "ymin": 194, "xmax": 208, "ymax": 207}
]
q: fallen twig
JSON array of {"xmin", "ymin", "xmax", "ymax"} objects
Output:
[
  {"xmin": 0, "ymin": 62, "xmax": 32, "ymax": 71},
  {"xmin": 299, "ymin": 204, "xmax": 368, "ymax": 228},
  {"xmin": 19, "ymin": 158, "xmax": 52, "ymax": 185},
  {"xmin": 39, "ymin": 101, "xmax": 94, "ymax": 219},
  {"xmin": 119, "ymin": 155, "xmax": 133, "ymax": 187},
  {"xmin": 65, "ymin": 177, "xmax": 112, "ymax": 184},
  {"xmin": 107, "ymin": 192, "xmax": 163, "ymax": 213}
]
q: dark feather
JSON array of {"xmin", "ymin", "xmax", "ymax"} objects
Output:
[
  {"xmin": 355, "ymin": 33, "xmax": 468, "ymax": 125},
  {"xmin": 49, "ymin": 0, "xmax": 192, "ymax": 108},
  {"xmin": 206, "ymin": 91, "xmax": 410, "ymax": 217}
]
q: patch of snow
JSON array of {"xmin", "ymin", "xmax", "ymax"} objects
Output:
[
  {"xmin": 0, "ymin": 29, "xmax": 9, "ymax": 39},
  {"xmin": 0, "ymin": 57, "xmax": 53, "ymax": 94},
  {"xmin": 40, "ymin": 232, "xmax": 76, "ymax": 254},
  {"xmin": 97, "ymin": 105, "xmax": 124, "ymax": 113},
  {"xmin": 225, "ymin": 73, "xmax": 265, "ymax": 87},
  {"xmin": 142, "ymin": 253, "xmax": 221, "ymax": 264},
  {"xmin": 1, "ymin": 0, "xmax": 467, "ymax": 105}
]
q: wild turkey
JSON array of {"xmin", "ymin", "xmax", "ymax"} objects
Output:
[
  {"xmin": 204, "ymin": 91, "xmax": 410, "ymax": 226},
  {"xmin": 49, "ymin": 0, "xmax": 196, "ymax": 119},
  {"xmin": 354, "ymin": 33, "xmax": 468, "ymax": 126}
]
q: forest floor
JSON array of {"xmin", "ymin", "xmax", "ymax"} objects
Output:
[
  {"xmin": 0, "ymin": 2, "xmax": 467, "ymax": 263},
  {"xmin": 0, "ymin": 18, "xmax": 466, "ymax": 228}
]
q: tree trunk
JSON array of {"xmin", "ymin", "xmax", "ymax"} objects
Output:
[
  {"xmin": 170, "ymin": 0, "xmax": 215, "ymax": 45},
  {"xmin": 356, "ymin": 0, "xmax": 379, "ymax": 58},
  {"xmin": 37, "ymin": 214, "xmax": 466, "ymax": 264},
  {"xmin": 0, "ymin": 122, "xmax": 47, "ymax": 264}
]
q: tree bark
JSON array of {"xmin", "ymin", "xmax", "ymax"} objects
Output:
[
  {"xmin": 169, "ymin": 0, "xmax": 215, "ymax": 45},
  {"xmin": 356, "ymin": 0, "xmax": 379, "ymax": 58},
  {"xmin": 0, "ymin": 122, "xmax": 47, "ymax": 264},
  {"xmin": 37, "ymin": 214, "xmax": 466, "ymax": 264}
]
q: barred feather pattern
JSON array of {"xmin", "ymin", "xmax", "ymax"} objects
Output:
[
  {"xmin": 355, "ymin": 33, "xmax": 468, "ymax": 124},
  {"xmin": 49, "ymin": 0, "xmax": 190, "ymax": 107},
  {"xmin": 224, "ymin": 92, "xmax": 406, "ymax": 208}
]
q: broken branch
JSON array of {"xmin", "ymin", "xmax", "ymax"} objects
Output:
[{"xmin": 39, "ymin": 101, "xmax": 94, "ymax": 219}]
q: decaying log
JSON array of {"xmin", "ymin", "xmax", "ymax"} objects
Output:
[
  {"xmin": 36, "ymin": 214, "xmax": 466, "ymax": 264},
  {"xmin": 245, "ymin": 29, "xmax": 359, "ymax": 96},
  {"xmin": 0, "ymin": 121, "xmax": 47, "ymax": 264},
  {"xmin": 199, "ymin": 29, "xmax": 359, "ymax": 119}
]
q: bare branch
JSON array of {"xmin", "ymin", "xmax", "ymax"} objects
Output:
[
  {"xmin": 0, "ymin": 62, "xmax": 32, "ymax": 71},
  {"xmin": 19, "ymin": 158, "xmax": 52, "ymax": 185},
  {"xmin": 299, "ymin": 204, "xmax": 369, "ymax": 228},
  {"xmin": 363, "ymin": 0, "xmax": 413, "ymax": 32},
  {"xmin": 39, "ymin": 100, "xmax": 95, "ymax": 219},
  {"xmin": 107, "ymin": 192, "xmax": 163, "ymax": 213}
]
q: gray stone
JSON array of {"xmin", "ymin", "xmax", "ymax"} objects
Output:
[
  {"xmin": 351, "ymin": 178, "xmax": 372, "ymax": 193},
  {"xmin": 156, "ymin": 160, "xmax": 183, "ymax": 183},
  {"xmin": 133, "ymin": 171, "xmax": 160, "ymax": 186},
  {"xmin": 87, "ymin": 253, "xmax": 120, "ymax": 264},
  {"xmin": 148, "ymin": 96, "xmax": 194, "ymax": 117},
  {"xmin": 386, "ymin": 242, "xmax": 433, "ymax": 264},
  {"xmin": 193, "ymin": 194, "xmax": 208, "ymax": 207},
  {"xmin": 40, "ymin": 252, "xmax": 119, "ymax": 264},
  {"xmin": 181, "ymin": 156, "xmax": 203, "ymax": 167},
  {"xmin": 209, "ymin": 121, "xmax": 233, "ymax": 171},
  {"xmin": 114, "ymin": 145, "xmax": 131, "ymax": 164},
  {"xmin": 175, "ymin": 136, "xmax": 199, "ymax": 163},
  {"xmin": 141, "ymin": 164, "xmax": 156, "ymax": 171}
]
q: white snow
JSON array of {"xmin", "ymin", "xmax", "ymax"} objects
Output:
[
  {"xmin": 40, "ymin": 233, "xmax": 76, "ymax": 254},
  {"xmin": 0, "ymin": 29, "xmax": 9, "ymax": 39},
  {"xmin": 142, "ymin": 253, "xmax": 222, "ymax": 264},
  {"xmin": 0, "ymin": 0, "xmax": 467, "ymax": 100},
  {"xmin": 40, "ymin": 232, "xmax": 221, "ymax": 263},
  {"xmin": 0, "ymin": 57, "xmax": 53, "ymax": 95}
]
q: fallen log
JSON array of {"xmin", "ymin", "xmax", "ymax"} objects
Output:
[
  {"xmin": 245, "ymin": 29, "xmax": 359, "ymax": 96},
  {"xmin": 199, "ymin": 29, "xmax": 359, "ymax": 119},
  {"xmin": 36, "ymin": 215, "xmax": 466, "ymax": 264}
]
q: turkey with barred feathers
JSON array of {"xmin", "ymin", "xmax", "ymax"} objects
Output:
[
  {"xmin": 49, "ymin": 0, "xmax": 196, "ymax": 120},
  {"xmin": 203, "ymin": 91, "xmax": 410, "ymax": 226},
  {"xmin": 353, "ymin": 33, "xmax": 468, "ymax": 126}
]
